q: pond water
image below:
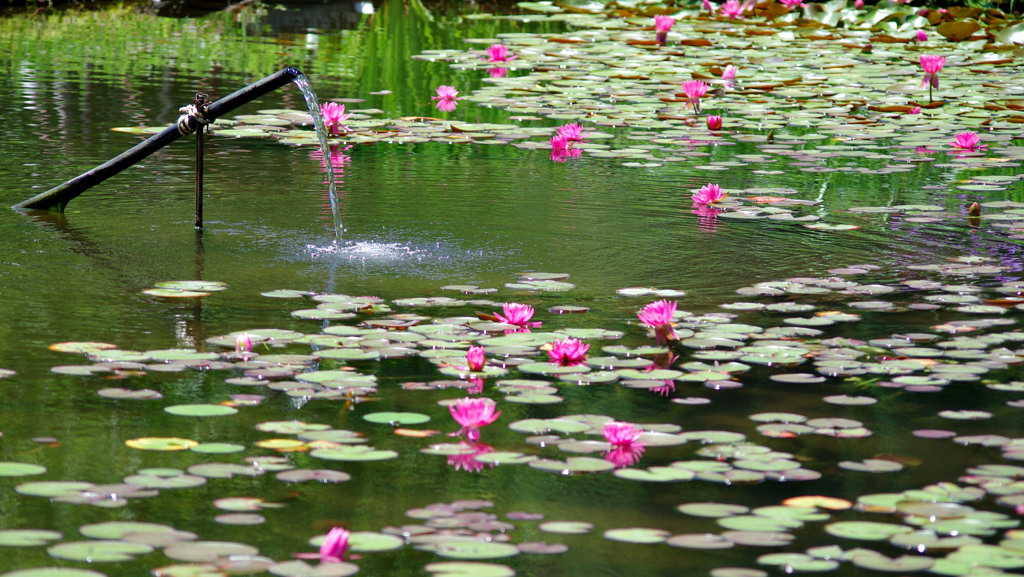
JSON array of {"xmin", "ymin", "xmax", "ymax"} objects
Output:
[{"xmin": 3, "ymin": 1, "xmax": 1024, "ymax": 576}]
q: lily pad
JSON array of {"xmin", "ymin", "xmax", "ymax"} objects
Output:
[
  {"xmin": 0, "ymin": 462, "xmax": 46, "ymax": 477},
  {"xmin": 164, "ymin": 404, "xmax": 238, "ymax": 417},
  {"xmin": 363, "ymin": 412, "xmax": 431, "ymax": 426}
]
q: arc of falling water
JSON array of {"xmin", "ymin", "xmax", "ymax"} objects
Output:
[{"xmin": 292, "ymin": 73, "xmax": 343, "ymax": 242}]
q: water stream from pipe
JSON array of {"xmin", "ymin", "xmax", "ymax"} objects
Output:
[{"xmin": 291, "ymin": 72, "xmax": 343, "ymax": 241}]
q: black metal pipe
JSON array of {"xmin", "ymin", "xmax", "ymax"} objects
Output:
[{"xmin": 13, "ymin": 67, "xmax": 302, "ymax": 212}]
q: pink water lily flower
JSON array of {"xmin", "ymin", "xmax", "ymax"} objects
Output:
[
  {"xmin": 681, "ymin": 80, "xmax": 710, "ymax": 114},
  {"xmin": 654, "ymin": 15, "xmax": 675, "ymax": 44},
  {"xmin": 950, "ymin": 131, "xmax": 986, "ymax": 152},
  {"xmin": 320, "ymin": 527, "xmax": 349, "ymax": 563},
  {"xmin": 854, "ymin": 0, "xmax": 863, "ymax": 7},
  {"xmin": 920, "ymin": 54, "xmax": 945, "ymax": 102},
  {"xmin": 449, "ymin": 397, "xmax": 501, "ymax": 442},
  {"xmin": 719, "ymin": 0, "xmax": 753, "ymax": 19},
  {"xmin": 235, "ymin": 332, "xmax": 252, "ymax": 354},
  {"xmin": 779, "ymin": 0, "xmax": 804, "ymax": 8},
  {"xmin": 550, "ymin": 135, "xmax": 581, "ymax": 163},
  {"xmin": 485, "ymin": 44, "xmax": 516, "ymax": 63},
  {"xmin": 908, "ymin": 106, "xmax": 921, "ymax": 114},
  {"xmin": 556, "ymin": 122, "xmax": 586, "ymax": 142},
  {"xmin": 603, "ymin": 421, "xmax": 644, "ymax": 447},
  {"xmin": 465, "ymin": 346, "xmax": 486, "ymax": 372},
  {"xmin": 706, "ymin": 115, "xmax": 723, "ymax": 130},
  {"xmin": 920, "ymin": 54, "xmax": 945, "ymax": 86},
  {"xmin": 321, "ymin": 102, "xmax": 351, "ymax": 136},
  {"xmin": 433, "ymin": 85, "xmax": 461, "ymax": 113},
  {"xmin": 692, "ymin": 183, "xmax": 728, "ymax": 205},
  {"xmin": 722, "ymin": 65, "xmax": 738, "ymax": 81},
  {"xmin": 603, "ymin": 422, "xmax": 645, "ymax": 468},
  {"xmin": 547, "ymin": 337, "xmax": 589, "ymax": 366},
  {"xmin": 638, "ymin": 300, "xmax": 678, "ymax": 344},
  {"xmin": 916, "ymin": 30, "xmax": 927, "ymax": 41},
  {"xmin": 494, "ymin": 303, "xmax": 541, "ymax": 329}
]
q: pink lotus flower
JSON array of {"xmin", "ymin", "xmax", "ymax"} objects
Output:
[
  {"xmin": 557, "ymin": 122, "xmax": 586, "ymax": 142},
  {"xmin": 654, "ymin": 15, "xmax": 675, "ymax": 44},
  {"xmin": 604, "ymin": 421, "xmax": 644, "ymax": 447},
  {"xmin": 605, "ymin": 444, "xmax": 645, "ymax": 468},
  {"xmin": 494, "ymin": 303, "xmax": 541, "ymax": 329},
  {"xmin": 547, "ymin": 337, "xmax": 589, "ymax": 366},
  {"xmin": 722, "ymin": 65, "xmax": 738, "ymax": 81},
  {"xmin": 908, "ymin": 106, "xmax": 921, "ymax": 114},
  {"xmin": 950, "ymin": 131, "xmax": 986, "ymax": 152},
  {"xmin": 719, "ymin": 0, "xmax": 753, "ymax": 19},
  {"xmin": 550, "ymin": 135, "xmax": 581, "ymax": 163},
  {"xmin": 235, "ymin": 333, "xmax": 252, "ymax": 354},
  {"xmin": 779, "ymin": 0, "xmax": 804, "ymax": 7},
  {"xmin": 449, "ymin": 397, "xmax": 500, "ymax": 441},
  {"xmin": 321, "ymin": 102, "xmax": 351, "ymax": 136},
  {"xmin": 920, "ymin": 54, "xmax": 945, "ymax": 102},
  {"xmin": 466, "ymin": 346, "xmax": 486, "ymax": 372},
  {"xmin": 485, "ymin": 44, "xmax": 516, "ymax": 63},
  {"xmin": 681, "ymin": 80, "xmax": 710, "ymax": 114},
  {"xmin": 692, "ymin": 183, "xmax": 728, "ymax": 204},
  {"xmin": 638, "ymin": 300, "xmax": 679, "ymax": 344},
  {"xmin": 637, "ymin": 299, "xmax": 676, "ymax": 328},
  {"xmin": 433, "ymin": 85, "xmax": 461, "ymax": 113},
  {"xmin": 916, "ymin": 30, "xmax": 927, "ymax": 41},
  {"xmin": 320, "ymin": 527, "xmax": 349, "ymax": 563},
  {"xmin": 921, "ymin": 54, "xmax": 942, "ymax": 81},
  {"xmin": 706, "ymin": 115, "xmax": 723, "ymax": 130},
  {"xmin": 447, "ymin": 442, "xmax": 495, "ymax": 473}
]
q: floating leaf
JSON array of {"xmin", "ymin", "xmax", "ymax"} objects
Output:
[
  {"xmin": 0, "ymin": 462, "xmax": 46, "ymax": 477},
  {"xmin": 416, "ymin": 540, "xmax": 519, "ymax": 560},
  {"xmin": 363, "ymin": 412, "xmax": 430, "ymax": 426},
  {"xmin": 0, "ymin": 529, "xmax": 63, "ymax": 547},
  {"xmin": 424, "ymin": 562, "xmax": 515, "ymax": 577},
  {"xmin": 47, "ymin": 541, "xmax": 153, "ymax": 562},
  {"xmin": 267, "ymin": 560, "xmax": 360, "ymax": 577},
  {"xmin": 603, "ymin": 527, "xmax": 670, "ymax": 544},
  {"xmin": 538, "ymin": 521, "xmax": 593, "ymax": 535},
  {"xmin": 164, "ymin": 404, "xmax": 238, "ymax": 417}
]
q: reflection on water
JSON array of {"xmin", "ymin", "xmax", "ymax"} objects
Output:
[{"xmin": 5, "ymin": 4, "xmax": 1024, "ymax": 577}]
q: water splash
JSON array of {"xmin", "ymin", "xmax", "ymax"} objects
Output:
[
  {"xmin": 306, "ymin": 241, "xmax": 430, "ymax": 262},
  {"xmin": 291, "ymin": 72, "xmax": 343, "ymax": 241}
]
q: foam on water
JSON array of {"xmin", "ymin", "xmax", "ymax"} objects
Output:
[
  {"xmin": 302, "ymin": 236, "xmax": 499, "ymax": 276},
  {"xmin": 306, "ymin": 240, "xmax": 434, "ymax": 262}
]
